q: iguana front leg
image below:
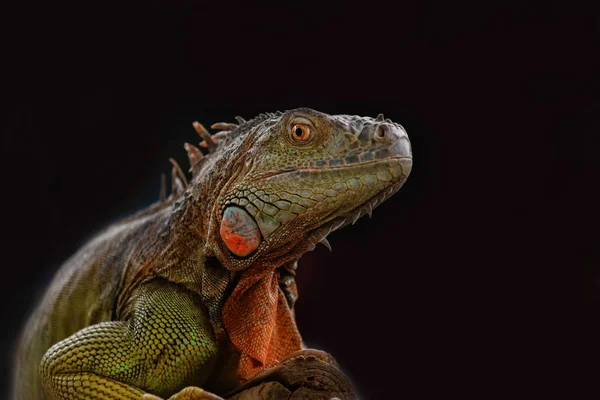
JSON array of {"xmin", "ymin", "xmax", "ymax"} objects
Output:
[{"xmin": 40, "ymin": 280, "xmax": 220, "ymax": 399}]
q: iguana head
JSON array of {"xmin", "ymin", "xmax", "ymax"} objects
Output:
[{"xmin": 188, "ymin": 108, "xmax": 412, "ymax": 271}]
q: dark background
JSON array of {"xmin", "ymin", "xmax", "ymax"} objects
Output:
[{"xmin": 2, "ymin": 1, "xmax": 597, "ymax": 398}]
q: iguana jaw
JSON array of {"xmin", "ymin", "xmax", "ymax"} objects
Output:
[
  {"xmin": 212, "ymin": 155, "xmax": 412, "ymax": 270},
  {"xmin": 288, "ymin": 156, "xmax": 413, "ymax": 252}
]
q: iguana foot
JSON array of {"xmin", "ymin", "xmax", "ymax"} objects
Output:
[{"xmin": 142, "ymin": 386, "xmax": 224, "ymax": 400}]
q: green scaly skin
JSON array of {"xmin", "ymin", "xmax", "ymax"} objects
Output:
[{"xmin": 13, "ymin": 108, "xmax": 412, "ymax": 399}]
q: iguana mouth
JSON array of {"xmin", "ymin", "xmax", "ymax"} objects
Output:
[{"xmin": 269, "ymin": 155, "xmax": 413, "ymax": 177}]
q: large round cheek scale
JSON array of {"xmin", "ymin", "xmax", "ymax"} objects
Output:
[{"xmin": 220, "ymin": 206, "xmax": 261, "ymax": 257}]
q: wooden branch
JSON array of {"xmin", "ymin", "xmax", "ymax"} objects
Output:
[{"xmin": 225, "ymin": 350, "xmax": 356, "ymax": 400}]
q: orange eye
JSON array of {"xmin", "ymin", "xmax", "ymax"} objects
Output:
[{"xmin": 291, "ymin": 124, "xmax": 311, "ymax": 142}]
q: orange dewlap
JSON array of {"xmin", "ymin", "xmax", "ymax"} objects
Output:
[
  {"xmin": 223, "ymin": 264, "xmax": 302, "ymax": 382},
  {"xmin": 220, "ymin": 206, "xmax": 261, "ymax": 257}
]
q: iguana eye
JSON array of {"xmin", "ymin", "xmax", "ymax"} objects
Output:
[{"xmin": 291, "ymin": 124, "xmax": 311, "ymax": 142}]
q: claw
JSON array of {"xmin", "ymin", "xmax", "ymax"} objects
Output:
[
  {"xmin": 319, "ymin": 237, "xmax": 332, "ymax": 251},
  {"xmin": 376, "ymin": 113, "xmax": 385, "ymax": 121},
  {"xmin": 307, "ymin": 241, "xmax": 316, "ymax": 251},
  {"xmin": 235, "ymin": 116, "xmax": 246, "ymax": 124}
]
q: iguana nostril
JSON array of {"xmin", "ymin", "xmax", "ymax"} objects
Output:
[{"xmin": 373, "ymin": 123, "xmax": 397, "ymax": 143}]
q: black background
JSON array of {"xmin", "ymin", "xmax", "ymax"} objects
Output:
[{"xmin": 2, "ymin": 1, "xmax": 597, "ymax": 398}]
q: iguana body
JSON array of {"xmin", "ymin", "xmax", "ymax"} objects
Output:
[{"xmin": 14, "ymin": 108, "xmax": 412, "ymax": 399}]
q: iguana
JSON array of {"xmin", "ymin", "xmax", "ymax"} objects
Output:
[{"xmin": 13, "ymin": 108, "xmax": 413, "ymax": 399}]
